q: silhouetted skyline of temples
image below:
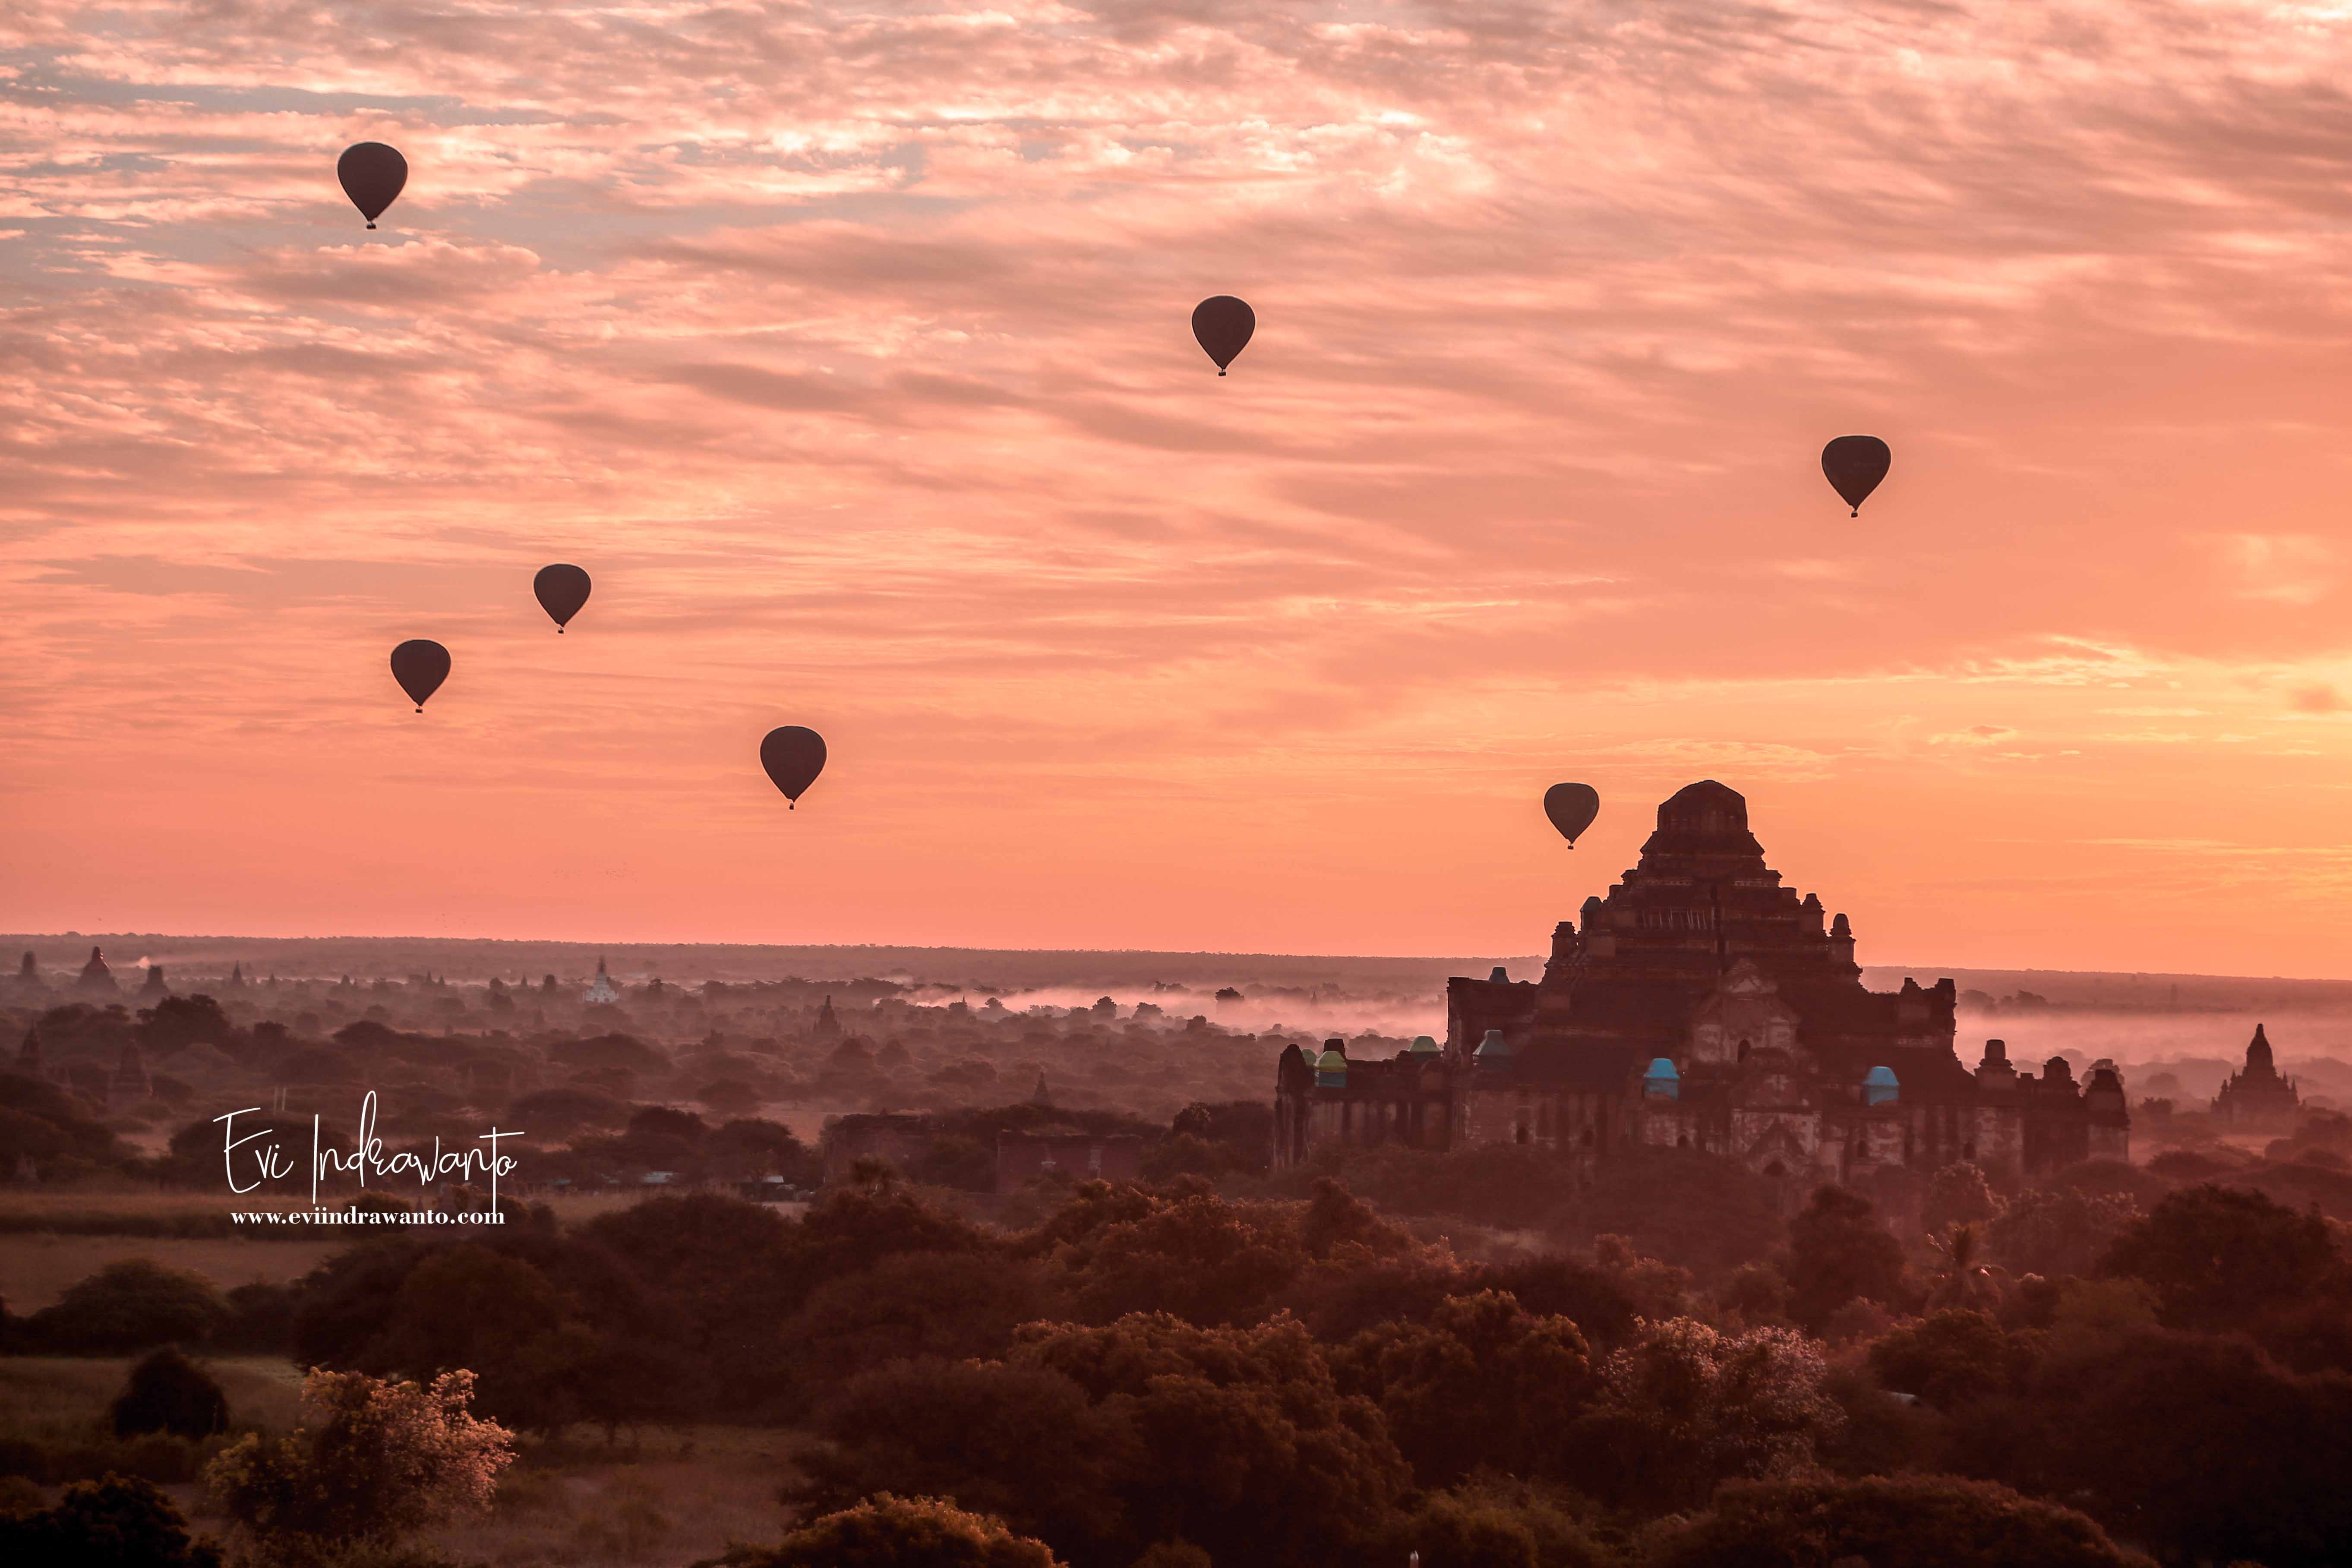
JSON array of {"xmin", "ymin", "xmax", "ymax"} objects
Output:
[{"xmin": 1276, "ymin": 781, "xmax": 2128, "ymax": 1188}]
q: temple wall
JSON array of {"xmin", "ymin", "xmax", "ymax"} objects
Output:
[
  {"xmin": 1970, "ymin": 1104, "xmax": 2024, "ymax": 1179},
  {"xmin": 1729, "ymin": 1108, "xmax": 1827, "ymax": 1170},
  {"xmin": 1458, "ymin": 1080, "xmax": 1533, "ymax": 1147}
]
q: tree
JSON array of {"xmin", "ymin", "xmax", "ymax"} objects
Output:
[
  {"xmin": 0, "ymin": 1073, "xmax": 121, "ymax": 1169},
  {"xmin": 1376, "ymin": 1482, "xmax": 1607, "ymax": 1568},
  {"xmin": 203, "ymin": 1368, "xmax": 514, "ymax": 1561},
  {"xmin": 2024, "ymin": 1327, "xmax": 2352, "ymax": 1568},
  {"xmin": 1925, "ymin": 1222, "xmax": 2002, "ymax": 1311},
  {"xmin": 792, "ymin": 1179, "xmax": 996, "ymax": 1287},
  {"xmin": 706, "ymin": 1117, "xmax": 820, "ymax": 1184},
  {"xmin": 0, "ymin": 1474, "xmax": 224, "ymax": 1568},
  {"xmin": 781, "ymin": 1251, "xmax": 1054, "ymax": 1408},
  {"xmin": 804, "ymin": 1312, "xmax": 1410, "ymax": 1568},
  {"xmin": 503, "ymin": 1086, "xmax": 629, "ymax": 1138},
  {"xmin": 364, "ymin": 1244, "xmax": 601, "ymax": 1432},
  {"xmin": 790, "ymin": 1357, "xmax": 1135, "ymax": 1552},
  {"xmin": 581, "ymin": 1192, "xmax": 809, "ymax": 1411},
  {"xmin": 913, "ymin": 1135, "xmax": 998, "ymax": 1191},
  {"xmin": 1561, "ymin": 1145, "xmax": 1785, "ymax": 1280},
  {"xmin": 1335, "ymin": 1289, "xmax": 1591, "ymax": 1484},
  {"xmin": 1015, "ymin": 1312, "xmax": 1410, "ymax": 1568},
  {"xmin": 1646, "ymin": 1474, "xmax": 2152, "ymax": 1568},
  {"xmin": 1989, "ymin": 1186, "xmax": 2137, "ymax": 1280},
  {"xmin": 1923, "ymin": 1163, "xmax": 2005, "ymax": 1237},
  {"xmin": 1866, "ymin": 1310, "xmax": 2016, "ymax": 1411},
  {"xmin": 1574, "ymin": 1317, "xmax": 1844, "ymax": 1514},
  {"xmin": 2099, "ymin": 1184, "xmax": 2339, "ymax": 1331},
  {"xmin": 1047, "ymin": 1187, "xmax": 1304, "ymax": 1326},
  {"xmin": 135, "ymin": 994, "xmax": 236, "ymax": 1054},
  {"xmin": 25, "ymin": 1259, "xmax": 229, "ymax": 1353},
  {"xmin": 720, "ymin": 1494, "xmax": 1064, "ymax": 1568},
  {"xmin": 110, "ymin": 1347, "xmax": 230, "ymax": 1439},
  {"xmin": 1477, "ymin": 1254, "xmax": 1641, "ymax": 1347},
  {"xmin": 1785, "ymin": 1186, "xmax": 1907, "ymax": 1331}
]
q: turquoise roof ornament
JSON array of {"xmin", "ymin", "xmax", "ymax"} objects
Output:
[
  {"xmin": 1315, "ymin": 1043, "xmax": 1348, "ymax": 1087},
  {"xmin": 1643, "ymin": 1056, "xmax": 1680, "ymax": 1100},
  {"xmin": 1864, "ymin": 1065, "xmax": 1900, "ymax": 1106}
]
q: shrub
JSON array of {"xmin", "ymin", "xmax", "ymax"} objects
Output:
[
  {"xmin": 203, "ymin": 1368, "xmax": 514, "ymax": 1559},
  {"xmin": 110, "ymin": 1347, "xmax": 230, "ymax": 1439},
  {"xmin": 715, "ymin": 1492, "xmax": 1064, "ymax": 1568},
  {"xmin": 1645, "ymin": 1473, "xmax": 2151, "ymax": 1568},
  {"xmin": 0, "ymin": 1473, "xmax": 224, "ymax": 1568}
]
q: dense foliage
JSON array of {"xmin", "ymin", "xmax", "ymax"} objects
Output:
[
  {"xmin": 202, "ymin": 1368, "xmax": 514, "ymax": 1562},
  {"xmin": 19, "ymin": 1115, "xmax": 2352, "ymax": 1566}
]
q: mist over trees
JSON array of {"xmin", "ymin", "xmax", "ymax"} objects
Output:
[{"xmin": 13, "ymin": 954, "xmax": 2352, "ymax": 1564}]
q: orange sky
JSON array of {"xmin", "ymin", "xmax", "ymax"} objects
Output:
[{"xmin": 6, "ymin": 1, "xmax": 2352, "ymax": 974}]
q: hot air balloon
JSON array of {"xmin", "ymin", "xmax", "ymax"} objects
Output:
[
  {"xmin": 760, "ymin": 726, "xmax": 827, "ymax": 809},
  {"xmin": 338, "ymin": 142, "xmax": 408, "ymax": 230},
  {"xmin": 1543, "ymin": 782, "xmax": 1599, "ymax": 848},
  {"xmin": 1192, "ymin": 296, "xmax": 1255, "ymax": 375},
  {"xmin": 534, "ymin": 565, "xmax": 592, "ymax": 633},
  {"xmin": 1821, "ymin": 435, "xmax": 1891, "ymax": 517},
  {"xmin": 390, "ymin": 640, "xmax": 450, "ymax": 713}
]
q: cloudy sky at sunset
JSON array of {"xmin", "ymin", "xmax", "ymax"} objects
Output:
[{"xmin": 8, "ymin": 0, "xmax": 2352, "ymax": 974}]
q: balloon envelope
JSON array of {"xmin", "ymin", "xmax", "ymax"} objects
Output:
[
  {"xmin": 1821, "ymin": 435, "xmax": 1891, "ymax": 516},
  {"xmin": 534, "ymin": 564, "xmax": 591, "ymax": 631},
  {"xmin": 390, "ymin": 639, "xmax": 450, "ymax": 712},
  {"xmin": 760, "ymin": 726, "xmax": 827, "ymax": 808},
  {"xmin": 1543, "ymin": 782, "xmax": 1600, "ymax": 847},
  {"xmin": 338, "ymin": 142, "xmax": 408, "ymax": 229},
  {"xmin": 1192, "ymin": 296, "xmax": 1255, "ymax": 374}
]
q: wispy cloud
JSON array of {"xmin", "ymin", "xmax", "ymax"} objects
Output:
[{"xmin": 7, "ymin": 0, "xmax": 2352, "ymax": 969}]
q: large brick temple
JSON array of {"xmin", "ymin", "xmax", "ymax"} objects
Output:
[{"xmin": 1274, "ymin": 780, "xmax": 2128, "ymax": 1189}]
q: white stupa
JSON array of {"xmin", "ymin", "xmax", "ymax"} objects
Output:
[{"xmin": 584, "ymin": 956, "xmax": 620, "ymax": 1006}]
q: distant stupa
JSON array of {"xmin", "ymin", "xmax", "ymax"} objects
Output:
[
  {"xmin": 76, "ymin": 946, "xmax": 117, "ymax": 994},
  {"xmin": 14, "ymin": 951, "xmax": 40, "ymax": 990},
  {"xmin": 812, "ymin": 994, "xmax": 843, "ymax": 1041},
  {"xmin": 2213, "ymin": 1023, "xmax": 2302, "ymax": 1128},
  {"xmin": 585, "ymin": 956, "xmax": 620, "ymax": 1006},
  {"xmin": 141, "ymin": 964, "xmax": 169, "ymax": 997},
  {"xmin": 1032, "ymin": 1071, "xmax": 1052, "ymax": 1107},
  {"xmin": 227, "ymin": 962, "xmax": 246, "ymax": 988},
  {"xmin": 17, "ymin": 1025, "xmax": 41, "ymax": 1070}
]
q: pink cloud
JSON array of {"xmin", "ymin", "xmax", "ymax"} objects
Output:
[{"xmin": 8, "ymin": 0, "xmax": 2352, "ymax": 970}]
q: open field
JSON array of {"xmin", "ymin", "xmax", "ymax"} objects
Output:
[
  {"xmin": 0, "ymin": 1189, "xmax": 323, "ymax": 1221},
  {"xmin": 0, "ymin": 1185, "xmax": 811, "ymax": 1311},
  {"xmin": 426, "ymin": 1427, "xmax": 802, "ymax": 1568},
  {"xmin": 0, "ymin": 1354, "xmax": 305, "ymax": 1443}
]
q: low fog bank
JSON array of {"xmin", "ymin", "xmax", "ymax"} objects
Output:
[
  {"xmin": 14, "ymin": 935, "xmax": 2352, "ymax": 1099},
  {"xmin": 1, "ymin": 932, "xmax": 1540, "ymax": 1000}
]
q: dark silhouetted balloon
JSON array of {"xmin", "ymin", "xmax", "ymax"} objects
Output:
[
  {"xmin": 760, "ymin": 726, "xmax": 827, "ymax": 809},
  {"xmin": 534, "ymin": 565, "xmax": 591, "ymax": 633},
  {"xmin": 1192, "ymin": 296, "xmax": 1255, "ymax": 375},
  {"xmin": 1544, "ymin": 782, "xmax": 1600, "ymax": 848},
  {"xmin": 1821, "ymin": 435, "xmax": 1891, "ymax": 516},
  {"xmin": 390, "ymin": 640, "xmax": 450, "ymax": 713},
  {"xmin": 338, "ymin": 143, "xmax": 408, "ymax": 230}
]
